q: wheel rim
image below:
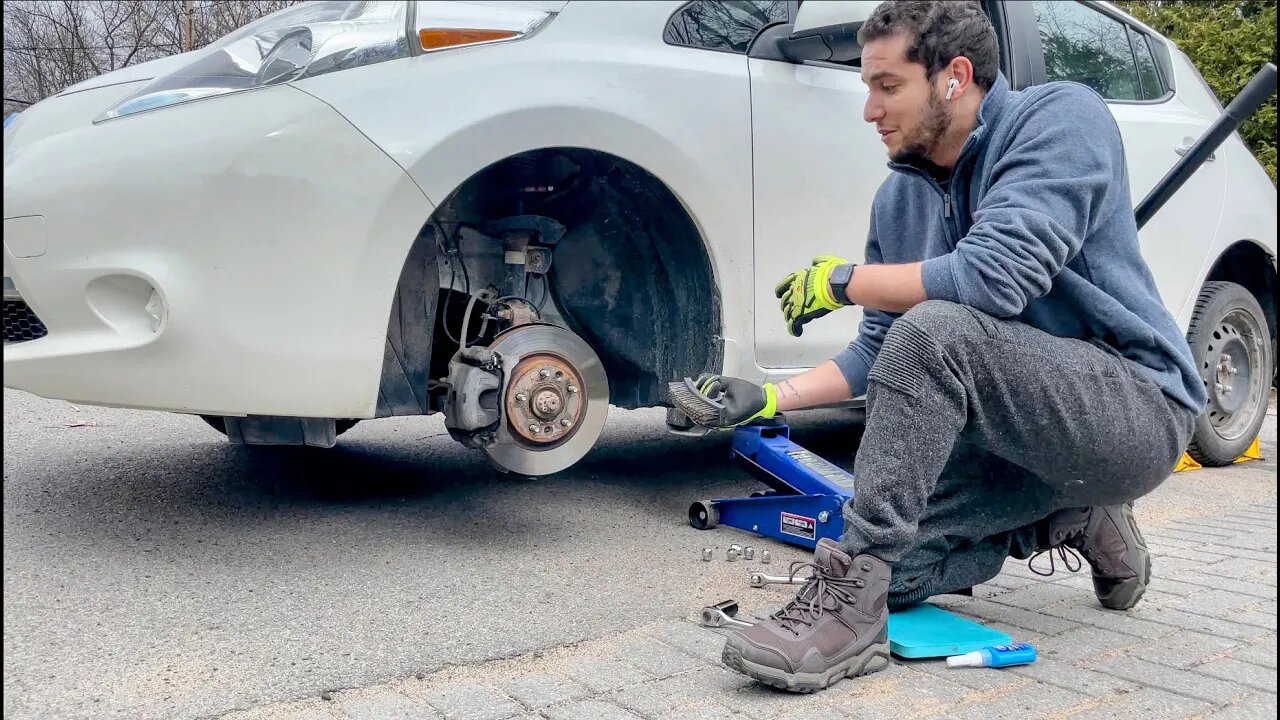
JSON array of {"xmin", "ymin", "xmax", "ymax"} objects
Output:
[{"xmin": 1203, "ymin": 307, "xmax": 1267, "ymax": 441}]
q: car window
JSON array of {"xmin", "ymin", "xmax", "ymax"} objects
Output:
[
  {"xmin": 1128, "ymin": 26, "xmax": 1167, "ymax": 100},
  {"xmin": 1032, "ymin": 0, "xmax": 1142, "ymax": 101},
  {"xmin": 664, "ymin": 1, "xmax": 788, "ymax": 54}
]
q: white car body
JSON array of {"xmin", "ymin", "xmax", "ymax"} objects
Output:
[{"xmin": 5, "ymin": 0, "xmax": 1276, "ymax": 471}]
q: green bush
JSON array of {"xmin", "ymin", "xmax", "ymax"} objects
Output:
[{"xmin": 1116, "ymin": 1, "xmax": 1277, "ymax": 184}]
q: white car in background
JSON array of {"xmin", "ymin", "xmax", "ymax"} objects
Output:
[{"xmin": 4, "ymin": 0, "xmax": 1275, "ymax": 475}]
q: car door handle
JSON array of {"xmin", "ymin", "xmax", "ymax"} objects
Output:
[{"xmin": 1175, "ymin": 144, "xmax": 1215, "ymax": 161}]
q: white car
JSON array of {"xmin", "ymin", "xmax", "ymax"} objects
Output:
[{"xmin": 4, "ymin": 0, "xmax": 1275, "ymax": 475}]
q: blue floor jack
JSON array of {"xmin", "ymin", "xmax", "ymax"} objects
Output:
[
  {"xmin": 687, "ymin": 415, "xmax": 853, "ymax": 550},
  {"xmin": 687, "ymin": 414, "xmax": 1016, "ymax": 659}
]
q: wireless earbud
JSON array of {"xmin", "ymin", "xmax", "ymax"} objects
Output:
[{"xmin": 945, "ymin": 78, "xmax": 959, "ymax": 100}]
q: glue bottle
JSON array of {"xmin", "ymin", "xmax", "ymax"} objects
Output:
[{"xmin": 946, "ymin": 642, "xmax": 1037, "ymax": 668}]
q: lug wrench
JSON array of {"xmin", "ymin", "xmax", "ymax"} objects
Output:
[{"xmin": 749, "ymin": 572, "xmax": 809, "ymax": 588}]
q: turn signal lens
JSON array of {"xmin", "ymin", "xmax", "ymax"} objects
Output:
[
  {"xmin": 412, "ymin": 1, "xmax": 555, "ymax": 55},
  {"xmin": 420, "ymin": 27, "xmax": 518, "ymax": 51}
]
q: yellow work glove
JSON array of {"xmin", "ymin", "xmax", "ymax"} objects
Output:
[
  {"xmin": 695, "ymin": 374, "xmax": 778, "ymax": 427},
  {"xmin": 774, "ymin": 255, "xmax": 849, "ymax": 337}
]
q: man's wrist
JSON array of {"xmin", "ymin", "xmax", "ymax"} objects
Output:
[
  {"xmin": 760, "ymin": 383, "xmax": 778, "ymax": 418},
  {"xmin": 827, "ymin": 263, "xmax": 857, "ymax": 306}
]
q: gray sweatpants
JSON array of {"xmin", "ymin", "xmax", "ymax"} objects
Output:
[{"xmin": 839, "ymin": 301, "xmax": 1196, "ymax": 608}]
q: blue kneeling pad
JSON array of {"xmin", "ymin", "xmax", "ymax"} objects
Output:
[{"xmin": 887, "ymin": 603, "xmax": 1012, "ymax": 659}]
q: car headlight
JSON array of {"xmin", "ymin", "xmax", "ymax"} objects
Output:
[{"xmin": 96, "ymin": 0, "xmax": 555, "ymax": 123}]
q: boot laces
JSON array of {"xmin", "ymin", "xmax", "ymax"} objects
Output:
[
  {"xmin": 1028, "ymin": 544, "xmax": 1083, "ymax": 577},
  {"xmin": 771, "ymin": 560, "xmax": 864, "ymax": 635}
]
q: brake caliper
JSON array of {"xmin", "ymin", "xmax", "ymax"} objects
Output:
[{"xmin": 443, "ymin": 345, "xmax": 503, "ymax": 448}]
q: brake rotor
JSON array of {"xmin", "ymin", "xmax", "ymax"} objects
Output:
[{"xmin": 484, "ymin": 323, "xmax": 609, "ymax": 475}]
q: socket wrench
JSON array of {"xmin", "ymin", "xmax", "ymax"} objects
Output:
[
  {"xmin": 749, "ymin": 572, "xmax": 810, "ymax": 588},
  {"xmin": 700, "ymin": 603, "xmax": 754, "ymax": 629}
]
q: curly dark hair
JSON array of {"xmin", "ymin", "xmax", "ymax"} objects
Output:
[{"xmin": 857, "ymin": 0, "xmax": 1000, "ymax": 91}]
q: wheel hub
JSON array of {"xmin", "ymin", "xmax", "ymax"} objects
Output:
[
  {"xmin": 1209, "ymin": 330, "xmax": 1251, "ymax": 415},
  {"xmin": 507, "ymin": 355, "xmax": 585, "ymax": 443}
]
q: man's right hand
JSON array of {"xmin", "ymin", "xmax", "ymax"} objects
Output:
[{"xmin": 694, "ymin": 374, "xmax": 778, "ymax": 427}]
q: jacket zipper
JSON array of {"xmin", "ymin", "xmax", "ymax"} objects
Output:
[{"xmin": 888, "ymin": 163, "xmax": 964, "ymax": 250}]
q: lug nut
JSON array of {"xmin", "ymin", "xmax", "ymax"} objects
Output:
[
  {"xmin": 743, "ymin": 546, "xmax": 755, "ymax": 560},
  {"xmin": 701, "ymin": 548, "xmax": 713, "ymax": 562},
  {"xmin": 726, "ymin": 548, "xmax": 741, "ymax": 562},
  {"xmin": 761, "ymin": 550, "xmax": 771, "ymax": 564}
]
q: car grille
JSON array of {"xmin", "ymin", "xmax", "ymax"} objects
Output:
[{"xmin": 3, "ymin": 298, "xmax": 49, "ymax": 343}]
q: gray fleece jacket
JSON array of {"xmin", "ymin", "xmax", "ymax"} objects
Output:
[{"xmin": 832, "ymin": 73, "xmax": 1207, "ymax": 414}]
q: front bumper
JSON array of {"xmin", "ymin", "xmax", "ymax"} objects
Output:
[
  {"xmin": 3, "ymin": 277, "xmax": 49, "ymax": 344},
  {"xmin": 3, "ymin": 83, "xmax": 433, "ymax": 416}
]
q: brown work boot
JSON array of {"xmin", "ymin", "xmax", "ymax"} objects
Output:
[
  {"xmin": 1033, "ymin": 503, "xmax": 1151, "ymax": 610},
  {"xmin": 721, "ymin": 538, "xmax": 892, "ymax": 692}
]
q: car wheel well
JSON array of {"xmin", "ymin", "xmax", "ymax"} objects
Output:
[
  {"xmin": 1204, "ymin": 240, "xmax": 1277, "ymax": 365},
  {"xmin": 377, "ymin": 147, "xmax": 723, "ymax": 414}
]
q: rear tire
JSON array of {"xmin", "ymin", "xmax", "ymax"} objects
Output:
[{"xmin": 1185, "ymin": 281, "xmax": 1272, "ymax": 467}]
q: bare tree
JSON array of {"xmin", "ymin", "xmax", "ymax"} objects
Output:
[{"xmin": 3, "ymin": 0, "xmax": 296, "ymax": 117}]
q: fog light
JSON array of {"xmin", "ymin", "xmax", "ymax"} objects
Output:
[{"xmin": 144, "ymin": 289, "xmax": 165, "ymax": 332}]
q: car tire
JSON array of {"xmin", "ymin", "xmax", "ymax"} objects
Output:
[
  {"xmin": 1185, "ymin": 281, "xmax": 1273, "ymax": 467},
  {"xmin": 199, "ymin": 415, "xmax": 361, "ymax": 438}
]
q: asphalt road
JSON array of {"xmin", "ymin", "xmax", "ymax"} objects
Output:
[
  {"xmin": 6, "ymin": 388, "xmax": 1275, "ymax": 720},
  {"xmin": 2, "ymin": 389, "xmax": 867, "ymax": 720}
]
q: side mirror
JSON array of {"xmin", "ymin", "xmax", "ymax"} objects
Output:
[{"xmin": 778, "ymin": 0, "xmax": 881, "ymax": 63}]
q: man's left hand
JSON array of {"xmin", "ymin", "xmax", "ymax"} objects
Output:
[{"xmin": 775, "ymin": 255, "xmax": 849, "ymax": 337}]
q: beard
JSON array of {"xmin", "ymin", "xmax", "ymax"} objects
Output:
[{"xmin": 890, "ymin": 85, "xmax": 954, "ymax": 165}]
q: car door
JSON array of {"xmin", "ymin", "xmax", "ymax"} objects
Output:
[
  {"xmin": 748, "ymin": 0, "xmax": 1027, "ymax": 373},
  {"xmin": 748, "ymin": 45, "xmax": 884, "ymax": 371},
  {"xmin": 1027, "ymin": 0, "xmax": 1227, "ymax": 319}
]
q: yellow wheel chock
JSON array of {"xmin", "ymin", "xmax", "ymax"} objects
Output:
[{"xmin": 1174, "ymin": 436, "xmax": 1264, "ymax": 473}]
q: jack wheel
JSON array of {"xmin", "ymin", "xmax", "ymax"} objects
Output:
[{"xmin": 689, "ymin": 500, "xmax": 719, "ymax": 530}]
